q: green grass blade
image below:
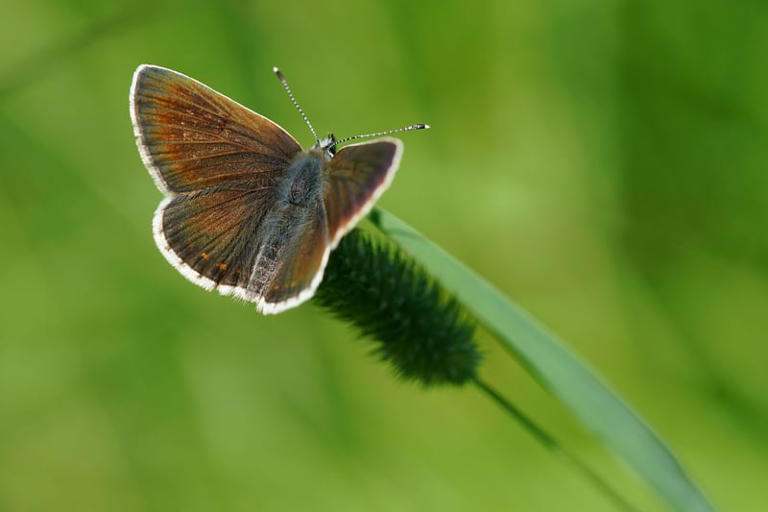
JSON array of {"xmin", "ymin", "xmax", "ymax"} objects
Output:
[{"xmin": 370, "ymin": 208, "xmax": 714, "ymax": 512}]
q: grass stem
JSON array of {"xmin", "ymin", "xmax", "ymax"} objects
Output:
[{"xmin": 473, "ymin": 377, "xmax": 642, "ymax": 512}]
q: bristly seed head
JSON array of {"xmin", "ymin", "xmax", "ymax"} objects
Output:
[{"xmin": 314, "ymin": 229, "xmax": 481, "ymax": 386}]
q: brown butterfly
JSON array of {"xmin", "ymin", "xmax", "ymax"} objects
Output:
[{"xmin": 129, "ymin": 65, "xmax": 428, "ymax": 314}]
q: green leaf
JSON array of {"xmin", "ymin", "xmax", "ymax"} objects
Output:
[{"xmin": 370, "ymin": 208, "xmax": 714, "ymax": 512}]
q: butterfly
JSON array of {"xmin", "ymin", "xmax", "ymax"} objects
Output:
[{"xmin": 129, "ymin": 64, "xmax": 428, "ymax": 314}]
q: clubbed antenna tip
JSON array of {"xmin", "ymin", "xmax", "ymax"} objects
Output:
[{"xmin": 334, "ymin": 123, "xmax": 431, "ymax": 146}]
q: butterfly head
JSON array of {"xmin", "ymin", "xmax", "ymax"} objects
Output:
[{"xmin": 317, "ymin": 133, "xmax": 338, "ymax": 158}]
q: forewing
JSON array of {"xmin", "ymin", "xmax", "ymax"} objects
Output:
[
  {"xmin": 130, "ymin": 64, "xmax": 301, "ymax": 193},
  {"xmin": 251, "ymin": 201, "xmax": 331, "ymax": 314},
  {"xmin": 154, "ymin": 184, "xmax": 275, "ymax": 298},
  {"xmin": 323, "ymin": 138, "xmax": 403, "ymax": 246}
]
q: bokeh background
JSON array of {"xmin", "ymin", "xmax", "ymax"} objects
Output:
[{"xmin": 1, "ymin": 0, "xmax": 766, "ymax": 510}]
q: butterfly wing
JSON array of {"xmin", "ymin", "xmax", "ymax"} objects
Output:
[
  {"xmin": 131, "ymin": 64, "xmax": 310, "ymax": 305},
  {"xmin": 155, "ymin": 185, "xmax": 275, "ymax": 298},
  {"xmin": 322, "ymin": 137, "xmax": 403, "ymax": 247},
  {"xmin": 130, "ymin": 64, "xmax": 301, "ymax": 193}
]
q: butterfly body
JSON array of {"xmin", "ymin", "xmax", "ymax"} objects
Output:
[
  {"xmin": 245, "ymin": 152, "xmax": 328, "ymax": 301},
  {"xmin": 131, "ymin": 64, "xmax": 416, "ymax": 314}
]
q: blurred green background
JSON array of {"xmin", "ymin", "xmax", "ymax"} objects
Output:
[{"xmin": 1, "ymin": 0, "xmax": 766, "ymax": 510}]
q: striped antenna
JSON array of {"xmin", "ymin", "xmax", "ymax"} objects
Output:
[
  {"xmin": 273, "ymin": 66, "xmax": 319, "ymax": 143},
  {"xmin": 334, "ymin": 123, "xmax": 430, "ymax": 146}
]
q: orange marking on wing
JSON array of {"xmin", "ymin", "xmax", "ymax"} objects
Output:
[
  {"xmin": 201, "ymin": 252, "xmax": 210, "ymax": 260},
  {"xmin": 217, "ymin": 263, "xmax": 228, "ymax": 271}
]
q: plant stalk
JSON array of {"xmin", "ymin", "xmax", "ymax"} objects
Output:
[{"xmin": 473, "ymin": 377, "xmax": 642, "ymax": 512}]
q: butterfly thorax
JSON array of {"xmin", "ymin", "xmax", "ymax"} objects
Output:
[{"xmin": 282, "ymin": 149, "xmax": 327, "ymax": 207}]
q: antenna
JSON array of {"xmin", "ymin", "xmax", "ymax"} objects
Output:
[
  {"xmin": 334, "ymin": 123, "xmax": 430, "ymax": 146},
  {"xmin": 273, "ymin": 66, "xmax": 319, "ymax": 143}
]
